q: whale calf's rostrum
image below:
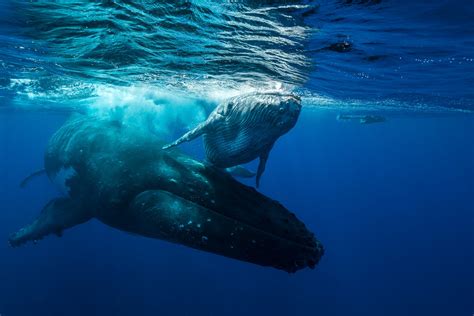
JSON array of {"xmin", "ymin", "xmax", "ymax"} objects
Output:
[
  {"xmin": 9, "ymin": 115, "xmax": 323, "ymax": 273},
  {"xmin": 163, "ymin": 93, "xmax": 302, "ymax": 187}
]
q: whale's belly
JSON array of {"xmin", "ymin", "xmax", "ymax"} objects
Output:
[{"xmin": 204, "ymin": 123, "xmax": 275, "ymax": 167}]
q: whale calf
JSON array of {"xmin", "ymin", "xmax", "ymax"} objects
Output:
[
  {"xmin": 163, "ymin": 93, "xmax": 302, "ymax": 187},
  {"xmin": 10, "ymin": 115, "xmax": 323, "ymax": 273}
]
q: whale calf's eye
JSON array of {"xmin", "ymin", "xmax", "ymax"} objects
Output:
[{"xmin": 279, "ymin": 107, "xmax": 285, "ymax": 113}]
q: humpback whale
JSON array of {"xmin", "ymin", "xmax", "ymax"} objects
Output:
[
  {"xmin": 10, "ymin": 115, "xmax": 323, "ymax": 273},
  {"xmin": 163, "ymin": 93, "xmax": 302, "ymax": 187}
]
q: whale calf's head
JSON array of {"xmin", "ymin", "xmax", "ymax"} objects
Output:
[
  {"xmin": 240, "ymin": 93, "xmax": 301, "ymax": 135},
  {"xmin": 225, "ymin": 92, "xmax": 302, "ymax": 141},
  {"xmin": 273, "ymin": 94, "xmax": 302, "ymax": 132}
]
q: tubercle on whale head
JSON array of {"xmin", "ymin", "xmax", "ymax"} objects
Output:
[
  {"xmin": 274, "ymin": 94, "xmax": 302, "ymax": 130},
  {"xmin": 286, "ymin": 94, "xmax": 302, "ymax": 116}
]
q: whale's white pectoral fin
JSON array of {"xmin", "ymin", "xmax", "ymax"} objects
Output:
[
  {"xmin": 162, "ymin": 120, "xmax": 209, "ymax": 150},
  {"xmin": 225, "ymin": 166, "xmax": 256, "ymax": 178},
  {"xmin": 256, "ymin": 145, "xmax": 273, "ymax": 188},
  {"xmin": 162, "ymin": 108, "xmax": 225, "ymax": 150},
  {"xmin": 9, "ymin": 198, "xmax": 92, "ymax": 247}
]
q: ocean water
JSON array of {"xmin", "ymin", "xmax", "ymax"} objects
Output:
[{"xmin": 0, "ymin": 1, "xmax": 473, "ymax": 315}]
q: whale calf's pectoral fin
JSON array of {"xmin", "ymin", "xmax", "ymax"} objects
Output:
[
  {"xmin": 19, "ymin": 169, "xmax": 46, "ymax": 188},
  {"xmin": 256, "ymin": 145, "xmax": 273, "ymax": 188},
  {"xmin": 162, "ymin": 120, "xmax": 209, "ymax": 150},
  {"xmin": 225, "ymin": 166, "xmax": 256, "ymax": 178},
  {"xmin": 9, "ymin": 198, "xmax": 92, "ymax": 247}
]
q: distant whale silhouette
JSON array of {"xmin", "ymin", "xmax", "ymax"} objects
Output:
[
  {"xmin": 337, "ymin": 114, "xmax": 386, "ymax": 124},
  {"xmin": 10, "ymin": 115, "xmax": 323, "ymax": 273},
  {"xmin": 163, "ymin": 93, "xmax": 302, "ymax": 187}
]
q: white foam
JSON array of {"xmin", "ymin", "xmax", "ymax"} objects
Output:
[{"xmin": 86, "ymin": 85, "xmax": 209, "ymax": 137}]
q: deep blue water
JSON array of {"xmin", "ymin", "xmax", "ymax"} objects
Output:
[{"xmin": 1, "ymin": 1, "xmax": 473, "ymax": 315}]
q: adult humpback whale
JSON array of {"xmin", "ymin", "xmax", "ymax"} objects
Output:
[
  {"xmin": 9, "ymin": 115, "xmax": 323, "ymax": 273},
  {"xmin": 163, "ymin": 93, "xmax": 302, "ymax": 187}
]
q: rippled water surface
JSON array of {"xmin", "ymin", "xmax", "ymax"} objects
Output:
[{"xmin": 1, "ymin": 0, "xmax": 473, "ymax": 113}]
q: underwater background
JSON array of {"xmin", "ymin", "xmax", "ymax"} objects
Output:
[{"xmin": 1, "ymin": 0, "xmax": 473, "ymax": 315}]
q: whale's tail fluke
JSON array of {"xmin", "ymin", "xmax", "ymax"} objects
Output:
[{"xmin": 8, "ymin": 198, "xmax": 91, "ymax": 248}]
